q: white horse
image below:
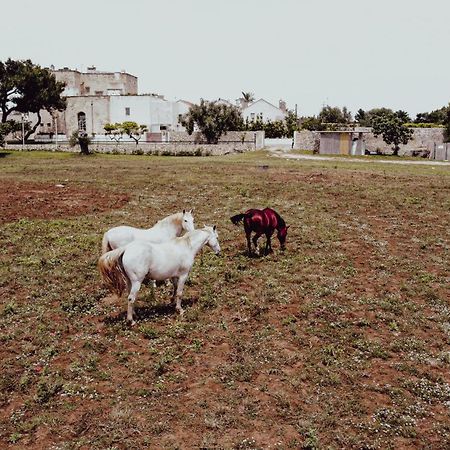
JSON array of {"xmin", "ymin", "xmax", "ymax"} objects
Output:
[
  {"xmin": 98, "ymin": 226, "xmax": 221, "ymax": 324},
  {"xmin": 101, "ymin": 210, "xmax": 194, "ymax": 254}
]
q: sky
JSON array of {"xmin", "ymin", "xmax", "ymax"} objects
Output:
[{"xmin": 2, "ymin": 0, "xmax": 450, "ymax": 118}]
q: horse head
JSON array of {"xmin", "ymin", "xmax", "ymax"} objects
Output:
[
  {"xmin": 181, "ymin": 209, "xmax": 195, "ymax": 233},
  {"xmin": 277, "ymin": 225, "xmax": 289, "ymax": 251},
  {"xmin": 204, "ymin": 225, "xmax": 221, "ymax": 255}
]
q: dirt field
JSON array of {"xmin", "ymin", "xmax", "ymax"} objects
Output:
[{"xmin": 0, "ymin": 151, "xmax": 449, "ymax": 449}]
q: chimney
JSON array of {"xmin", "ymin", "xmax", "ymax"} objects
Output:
[{"xmin": 279, "ymin": 99, "xmax": 287, "ymax": 113}]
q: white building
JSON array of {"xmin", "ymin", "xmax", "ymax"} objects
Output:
[
  {"xmin": 241, "ymin": 99, "xmax": 287, "ymax": 123},
  {"xmin": 28, "ymin": 66, "xmax": 193, "ymax": 141}
]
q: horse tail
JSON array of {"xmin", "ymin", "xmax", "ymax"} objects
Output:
[
  {"xmin": 98, "ymin": 247, "xmax": 128, "ymax": 297},
  {"xmin": 101, "ymin": 232, "xmax": 112, "ymax": 254},
  {"xmin": 230, "ymin": 213, "xmax": 246, "ymax": 225}
]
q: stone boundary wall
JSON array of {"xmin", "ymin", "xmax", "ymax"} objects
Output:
[
  {"xmin": 294, "ymin": 128, "xmax": 444, "ymax": 155},
  {"xmin": 293, "ymin": 130, "xmax": 320, "ymax": 151},
  {"xmin": 4, "ymin": 141, "xmax": 257, "ymax": 156},
  {"xmin": 169, "ymin": 130, "xmax": 265, "ymax": 149}
]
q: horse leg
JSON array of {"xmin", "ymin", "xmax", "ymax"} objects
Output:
[
  {"xmin": 127, "ymin": 280, "xmax": 142, "ymax": 325},
  {"xmin": 174, "ymin": 274, "xmax": 188, "ymax": 315},
  {"xmin": 245, "ymin": 231, "xmax": 252, "ymax": 255},
  {"xmin": 171, "ymin": 277, "xmax": 178, "ymax": 304},
  {"xmin": 252, "ymin": 233, "xmax": 262, "ymax": 255},
  {"xmin": 265, "ymin": 232, "xmax": 274, "ymax": 255}
]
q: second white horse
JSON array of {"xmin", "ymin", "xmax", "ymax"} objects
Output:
[{"xmin": 98, "ymin": 226, "xmax": 221, "ymax": 324}]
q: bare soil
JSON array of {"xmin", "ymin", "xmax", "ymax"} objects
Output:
[{"xmin": 0, "ymin": 181, "xmax": 129, "ymax": 224}]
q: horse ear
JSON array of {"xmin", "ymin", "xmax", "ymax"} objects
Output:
[
  {"xmin": 213, "ymin": 225, "xmax": 216, "ymax": 231},
  {"xmin": 190, "ymin": 208, "xmax": 194, "ymax": 213},
  {"xmin": 287, "ymin": 225, "xmax": 290, "ymax": 229},
  {"xmin": 183, "ymin": 209, "xmax": 186, "ymax": 214}
]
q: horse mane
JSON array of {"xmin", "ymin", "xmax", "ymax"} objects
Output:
[
  {"xmin": 272, "ymin": 210, "xmax": 286, "ymax": 229},
  {"xmin": 156, "ymin": 212, "xmax": 182, "ymax": 228}
]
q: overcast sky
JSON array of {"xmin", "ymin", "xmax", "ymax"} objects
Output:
[{"xmin": 2, "ymin": 0, "xmax": 449, "ymax": 117}]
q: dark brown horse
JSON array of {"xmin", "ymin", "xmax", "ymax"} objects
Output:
[{"xmin": 230, "ymin": 208, "xmax": 288, "ymax": 255}]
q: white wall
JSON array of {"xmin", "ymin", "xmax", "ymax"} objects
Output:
[
  {"xmin": 110, "ymin": 96, "xmax": 175, "ymax": 131},
  {"xmin": 242, "ymin": 99, "xmax": 286, "ymax": 122}
]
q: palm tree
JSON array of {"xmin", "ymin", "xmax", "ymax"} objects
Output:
[{"xmin": 241, "ymin": 92, "xmax": 255, "ymax": 103}]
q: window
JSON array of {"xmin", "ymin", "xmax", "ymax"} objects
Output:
[
  {"xmin": 95, "ymin": 91, "xmax": 103, "ymax": 95},
  {"xmin": 47, "ymin": 123, "xmax": 51, "ymax": 127},
  {"xmin": 77, "ymin": 112, "xmax": 86, "ymax": 132},
  {"xmin": 125, "ymin": 107, "xmax": 130, "ymax": 116},
  {"xmin": 160, "ymin": 125, "xmax": 167, "ymax": 131},
  {"xmin": 250, "ymin": 113, "xmax": 255, "ymax": 120},
  {"xmin": 85, "ymin": 86, "xmax": 90, "ymax": 94}
]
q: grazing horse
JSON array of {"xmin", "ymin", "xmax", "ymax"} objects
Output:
[
  {"xmin": 230, "ymin": 208, "xmax": 288, "ymax": 255},
  {"xmin": 98, "ymin": 226, "xmax": 221, "ymax": 324},
  {"xmin": 101, "ymin": 210, "xmax": 194, "ymax": 254}
]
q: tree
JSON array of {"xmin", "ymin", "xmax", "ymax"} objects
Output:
[
  {"xmin": 444, "ymin": 107, "xmax": 450, "ymax": 142},
  {"xmin": 414, "ymin": 105, "xmax": 449, "ymax": 124},
  {"xmin": 104, "ymin": 123, "xmax": 123, "ymax": 143},
  {"xmin": 105, "ymin": 121, "xmax": 148, "ymax": 145},
  {"xmin": 180, "ymin": 100, "xmax": 243, "ymax": 144},
  {"xmin": 318, "ymin": 105, "xmax": 352, "ymax": 124},
  {"xmin": 263, "ymin": 120, "xmax": 288, "ymax": 138},
  {"xmin": 285, "ymin": 109, "xmax": 300, "ymax": 136},
  {"xmin": 69, "ymin": 131, "xmax": 91, "ymax": 155},
  {"xmin": 395, "ymin": 110, "xmax": 411, "ymax": 124},
  {"xmin": 0, "ymin": 120, "xmax": 22, "ymax": 147},
  {"xmin": 356, "ymin": 107, "xmax": 394, "ymax": 127},
  {"xmin": 355, "ymin": 108, "xmax": 366, "ymax": 124},
  {"xmin": 299, "ymin": 116, "xmax": 326, "ymax": 131},
  {"xmin": 372, "ymin": 112, "xmax": 413, "ymax": 155},
  {"xmin": 241, "ymin": 92, "xmax": 255, "ymax": 103},
  {"xmin": 0, "ymin": 58, "xmax": 66, "ymax": 141}
]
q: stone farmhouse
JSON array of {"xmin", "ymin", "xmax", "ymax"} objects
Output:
[{"xmin": 35, "ymin": 66, "xmax": 191, "ymax": 141}]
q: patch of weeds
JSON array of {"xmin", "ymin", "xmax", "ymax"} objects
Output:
[
  {"xmin": 390, "ymin": 336, "xmax": 424, "ymax": 353},
  {"xmin": 8, "ymin": 432, "xmax": 23, "ymax": 444},
  {"xmin": 372, "ymin": 407, "xmax": 417, "ymax": 438},
  {"xmin": 402, "ymin": 378, "xmax": 450, "ymax": 403},
  {"xmin": 35, "ymin": 377, "xmax": 63, "ymax": 404},
  {"xmin": 282, "ymin": 315, "xmax": 298, "ymax": 326},
  {"xmin": 1, "ymin": 301, "xmax": 18, "ymax": 316},
  {"xmin": 139, "ymin": 323, "xmax": 159, "ymax": 339},
  {"xmin": 154, "ymin": 351, "xmax": 174, "ymax": 376},
  {"xmin": 217, "ymin": 361, "xmax": 255, "ymax": 383},
  {"xmin": 189, "ymin": 338, "xmax": 203, "ymax": 352},
  {"xmin": 353, "ymin": 338, "xmax": 389, "ymax": 360},
  {"xmin": 234, "ymin": 438, "xmax": 262, "ymax": 450},
  {"xmin": 198, "ymin": 290, "xmax": 218, "ymax": 309},
  {"xmin": 61, "ymin": 289, "xmax": 107, "ymax": 315},
  {"xmin": 297, "ymin": 426, "xmax": 320, "ymax": 450},
  {"xmin": 320, "ymin": 344, "xmax": 344, "ymax": 366}
]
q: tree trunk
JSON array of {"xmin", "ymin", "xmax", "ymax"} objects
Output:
[
  {"xmin": 25, "ymin": 111, "xmax": 42, "ymax": 141},
  {"xmin": 79, "ymin": 141, "xmax": 90, "ymax": 155}
]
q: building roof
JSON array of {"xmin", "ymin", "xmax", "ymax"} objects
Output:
[{"xmin": 52, "ymin": 67, "xmax": 137, "ymax": 79}]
